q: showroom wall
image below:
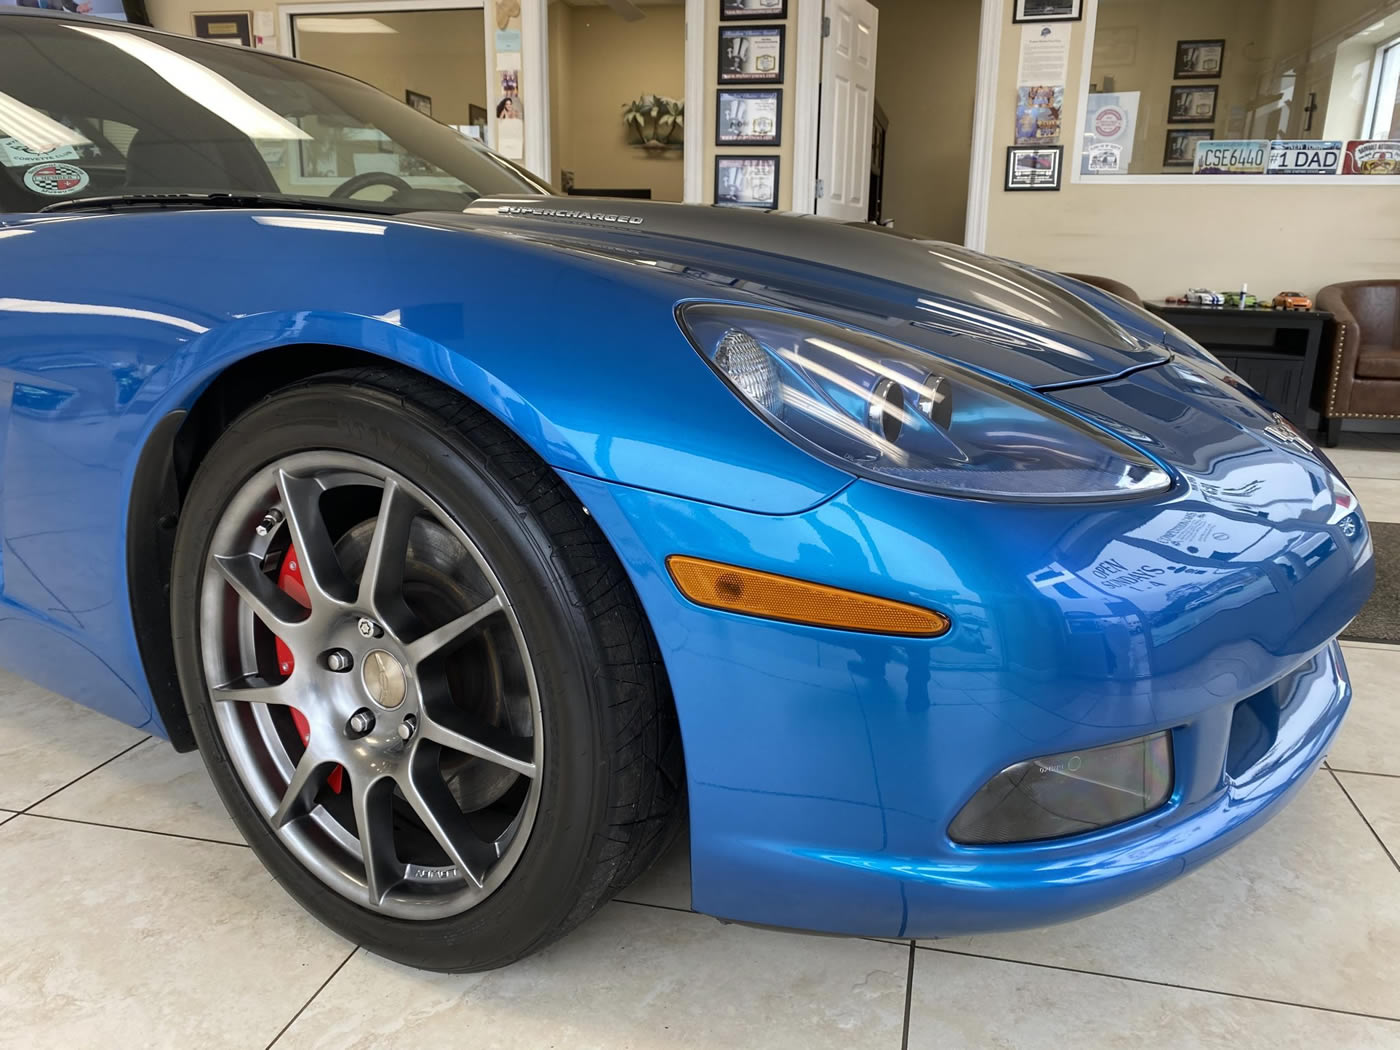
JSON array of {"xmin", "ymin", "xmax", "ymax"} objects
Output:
[
  {"xmin": 292, "ymin": 9, "xmax": 487, "ymax": 129},
  {"xmin": 548, "ymin": 2, "xmax": 685, "ymax": 199},
  {"xmin": 699, "ymin": 0, "xmax": 797, "ymax": 210},
  {"xmin": 982, "ymin": 0, "xmax": 1400, "ymax": 300},
  {"xmin": 871, "ymin": 0, "xmax": 981, "ymax": 240}
]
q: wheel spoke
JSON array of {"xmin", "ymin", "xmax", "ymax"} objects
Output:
[
  {"xmin": 356, "ymin": 479, "xmax": 419, "ymax": 625},
  {"xmin": 400, "ymin": 756, "xmax": 498, "ymax": 888},
  {"xmin": 277, "ymin": 469, "xmax": 354, "ymax": 607},
  {"xmin": 271, "ymin": 745, "xmax": 336, "ymax": 827},
  {"xmin": 405, "ymin": 595, "xmax": 504, "ymax": 665},
  {"xmin": 213, "ymin": 553, "xmax": 309, "ymax": 633},
  {"xmin": 210, "ymin": 675, "xmax": 297, "ymax": 706},
  {"xmin": 420, "ymin": 710, "xmax": 537, "ymax": 780},
  {"xmin": 351, "ymin": 773, "xmax": 401, "ymax": 906}
]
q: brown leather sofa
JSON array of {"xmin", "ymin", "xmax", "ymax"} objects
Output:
[
  {"xmin": 1062, "ymin": 273, "xmax": 1144, "ymax": 306},
  {"xmin": 1316, "ymin": 280, "xmax": 1400, "ymax": 446}
]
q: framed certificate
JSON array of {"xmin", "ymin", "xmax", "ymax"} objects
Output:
[
  {"xmin": 720, "ymin": 0, "xmax": 788, "ymax": 20},
  {"xmin": 718, "ymin": 25, "xmax": 786, "ymax": 84},
  {"xmin": 716, "ymin": 89, "xmax": 782, "ymax": 146},
  {"xmin": 715, "ymin": 155, "xmax": 780, "ymax": 208}
]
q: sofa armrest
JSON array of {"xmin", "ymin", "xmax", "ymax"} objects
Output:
[{"xmin": 1316, "ymin": 285, "xmax": 1362, "ymax": 417}]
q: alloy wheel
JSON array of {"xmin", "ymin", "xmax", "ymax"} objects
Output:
[{"xmin": 198, "ymin": 451, "xmax": 543, "ymax": 919}]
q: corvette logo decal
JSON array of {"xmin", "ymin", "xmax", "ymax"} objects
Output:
[{"xmin": 23, "ymin": 162, "xmax": 89, "ymax": 197}]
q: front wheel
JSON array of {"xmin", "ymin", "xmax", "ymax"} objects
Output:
[{"xmin": 170, "ymin": 368, "xmax": 682, "ymax": 971}]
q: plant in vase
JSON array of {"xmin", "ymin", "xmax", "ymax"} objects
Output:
[{"xmin": 622, "ymin": 94, "xmax": 684, "ymax": 150}]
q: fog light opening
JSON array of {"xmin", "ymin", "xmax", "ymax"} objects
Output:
[{"xmin": 949, "ymin": 732, "xmax": 1174, "ymax": 845}]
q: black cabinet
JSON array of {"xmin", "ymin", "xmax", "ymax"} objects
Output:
[{"xmin": 1145, "ymin": 302, "xmax": 1330, "ymax": 431}]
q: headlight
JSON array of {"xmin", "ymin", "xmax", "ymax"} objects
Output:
[
  {"xmin": 949, "ymin": 732, "xmax": 1174, "ymax": 845},
  {"xmin": 679, "ymin": 304, "xmax": 1171, "ymax": 501}
]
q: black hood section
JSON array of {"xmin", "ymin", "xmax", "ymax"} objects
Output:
[{"xmin": 404, "ymin": 196, "xmax": 1171, "ymax": 389}]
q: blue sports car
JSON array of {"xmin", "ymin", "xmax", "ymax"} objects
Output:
[{"xmin": 0, "ymin": 11, "xmax": 1374, "ymax": 972}]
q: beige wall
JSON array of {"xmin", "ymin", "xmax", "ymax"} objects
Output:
[
  {"xmin": 984, "ymin": 0, "xmax": 1400, "ymax": 301},
  {"xmin": 550, "ymin": 3, "xmax": 685, "ymax": 200},
  {"xmin": 293, "ymin": 10, "xmax": 487, "ymax": 127},
  {"xmin": 700, "ymin": 0, "xmax": 796, "ymax": 209},
  {"xmin": 871, "ymin": 0, "xmax": 980, "ymax": 240}
]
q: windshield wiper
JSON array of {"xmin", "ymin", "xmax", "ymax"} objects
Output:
[{"xmin": 40, "ymin": 192, "xmax": 400, "ymax": 215}]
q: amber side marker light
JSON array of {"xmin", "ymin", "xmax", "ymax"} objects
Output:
[{"xmin": 666, "ymin": 555, "xmax": 950, "ymax": 638}]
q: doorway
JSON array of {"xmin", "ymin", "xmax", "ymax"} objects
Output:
[
  {"xmin": 805, "ymin": 0, "xmax": 983, "ymax": 241},
  {"xmin": 547, "ymin": 0, "xmax": 686, "ymax": 201}
]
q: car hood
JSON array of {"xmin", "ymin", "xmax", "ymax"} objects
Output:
[{"xmin": 404, "ymin": 195, "xmax": 1172, "ymax": 390}]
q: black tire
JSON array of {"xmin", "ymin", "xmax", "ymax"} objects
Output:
[{"xmin": 170, "ymin": 366, "xmax": 683, "ymax": 971}]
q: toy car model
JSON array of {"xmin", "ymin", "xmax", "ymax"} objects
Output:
[
  {"xmin": 0, "ymin": 11, "xmax": 1375, "ymax": 972},
  {"xmin": 1223, "ymin": 291, "xmax": 1259, "ymax": 308},
  {"xmin": 1274, "ymin": 291, "xmax": 1314, "ymax": 310},
  {"xmin": 1185, "ymin": 288, "xmax": 1226, "ymax": 305}
]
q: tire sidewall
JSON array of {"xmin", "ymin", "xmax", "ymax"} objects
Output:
[{"xmin": 171, "ymin": 381, "xmax": 611, "ymax": 969}]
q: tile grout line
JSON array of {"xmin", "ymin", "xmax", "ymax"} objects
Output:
[
  {"xmin": 17, "ymin": 736, "xmax": 150, "ymax": 814},
  {"xmin": 1329, "ymin": 767, "xmax": 1400, "ymax": 781},
  {"xmin": 1329, "ymin": 767, "xmax": 1400, "ymax": 875},
  {"xmin": 900, "ymin": 942, "xmax": 915, "ymax": 1050},
  {"xmin": 265, "ymin": 945, "xmax": 359, "ymax": 1050},
  {"xmin": 17, "ymin": 810, "xmax": 249, "ymax": 850},
  {"xmin": 912, "ymin": 943, "xmax": 1400, "ymax": 1025}
]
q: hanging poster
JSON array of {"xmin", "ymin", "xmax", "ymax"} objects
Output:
[
  {"xmin": 1267, "ymin": 141, "xmax": 1342, "ymax": 175},
  {"xmin": 1342, "ymin": 140, "xmax": 1400, "ymax": 174},
  {"xmin": 1163, "ymin": 128, "xmax": 1211, "ymax": 167},
  {"xmin": 1005, "ymin": 145, "xmax": 1062, "ymax": 190},
  {"xmin": 193, "ymin": 12, "xmax": 252, "ymax": 46},
  {"xmin": 1080, "ymin": 91, "xmax": 1138, "ymax": 174},
  {"xmin": 715, "ymin": 156, "xmax": 780, "ymax": 208},
  {"xmin": 718, "ymin": 25, "xmax": 785, "ymax": 84},
  {"xmin": 716, "ymin": 89, "xmax": 782, "ymax": 146},
  {"xmin": 720, "ymin": 0, "xmax": 787, "ymax": 19},
  {"xmin": 1015, "ymin": 24, "xmax": 1069, "ymax": 145}
]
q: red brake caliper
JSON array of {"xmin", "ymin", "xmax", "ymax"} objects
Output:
[{"xmin": 276, "ymin": 544, "xmax": 344, "ymax": 793}]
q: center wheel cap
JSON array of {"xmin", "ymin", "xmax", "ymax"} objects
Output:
[{"xmin": 361, "ymin": 649, "xmax": 408, "ymax": 709}]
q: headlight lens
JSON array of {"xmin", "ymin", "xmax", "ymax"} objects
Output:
[
  {"xmin": 680, "ymin": 304, "xmax": 1171, "ymax": 501},
  {"xmin": 949, "ymin": 732, "xmax": 1174, "ymax": 845}
]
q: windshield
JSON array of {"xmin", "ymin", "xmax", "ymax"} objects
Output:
[{"xmin": 0, "ymin": 14, "xmax": 548, "ymax": 213}]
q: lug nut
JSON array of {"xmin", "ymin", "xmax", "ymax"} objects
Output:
[
  {"xmin": 358, "ymin": 618, "xmax": 383, "ymax": 639},
  {"xmin": 255, "ymin": 508, "xmax": 284, "ymax": 537},
  {"xmin": 396, "ymin": 715, "xmax": 418, "ymax": 742},
  {"xmin": 347, "ymin": 709, "xmax": 375, "ymax": 737},
  {"xmin": 325, "ymin": 649, "xmax": 354, "ymax": 672}
]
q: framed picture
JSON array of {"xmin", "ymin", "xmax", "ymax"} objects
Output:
[
  {"xmin": 1174, "ymin": 39, "xmax": 1225, "ymax": 79},
  {"xmin": 1168, "ymin": 85, "xmax": 1217, "ymax": 124},
  {"xmin": 720, "ymin": 0, "xmax": 787, "ymax": 20},
  {"xmin": 405, "ymin": 91, "xmax": 433, "ymax": 117},
  {"xmin": 1012, "ymin": 0, "xmax": 1082, "ymax": 23},
  {"xmin": 716, "ymin": 89, "xmax": 782, "ymax": 146},
  {"xmin": 718, "ymin": 25, "xmax": 785, "ymax": 84},
  {"xmin": 192, "ymin": 12, "xmax": 251, "ymax": 45},
  {"xmin": 715, "ymin": 155, "xmax": 780, "ymax": 208},
  {"xmin": 1164, "ymin": 128, "xmax": 1212, "ymax": 167},
  {"xmin": 1004, "ymin": 145, "xmax": 1062, "ymax": 190}
]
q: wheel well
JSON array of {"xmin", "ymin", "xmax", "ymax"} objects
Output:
[
  {"xmin": 128, "ymin": 346, "xmax": 678, "ymax": 762},
  {"xmin": 127, "ymin": 345, "xmax": 389, "ymax": 751}
]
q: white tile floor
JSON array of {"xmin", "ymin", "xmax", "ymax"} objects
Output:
[{"xmin": 2, "ymin": 433, "xmax": 1398, "ymax": 1050}]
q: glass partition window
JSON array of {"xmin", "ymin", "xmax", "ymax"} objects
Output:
[{"xmin": 1078, "ymin": 0, "xmax": 1400, "ymax": 177}]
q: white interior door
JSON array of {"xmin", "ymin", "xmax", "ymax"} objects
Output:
[{"xmin": 815, "ymin": 0, "xmax": 878, "ymax": 220}]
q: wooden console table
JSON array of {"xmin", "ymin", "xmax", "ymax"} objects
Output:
[{"xmin": 1144, "ymin": 302, "xmax": 1330, "ymax": 432}]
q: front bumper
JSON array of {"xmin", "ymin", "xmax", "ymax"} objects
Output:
[{"xmin": 563, "ymin": 435, "xmax": 1372, "ymax": 938}]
